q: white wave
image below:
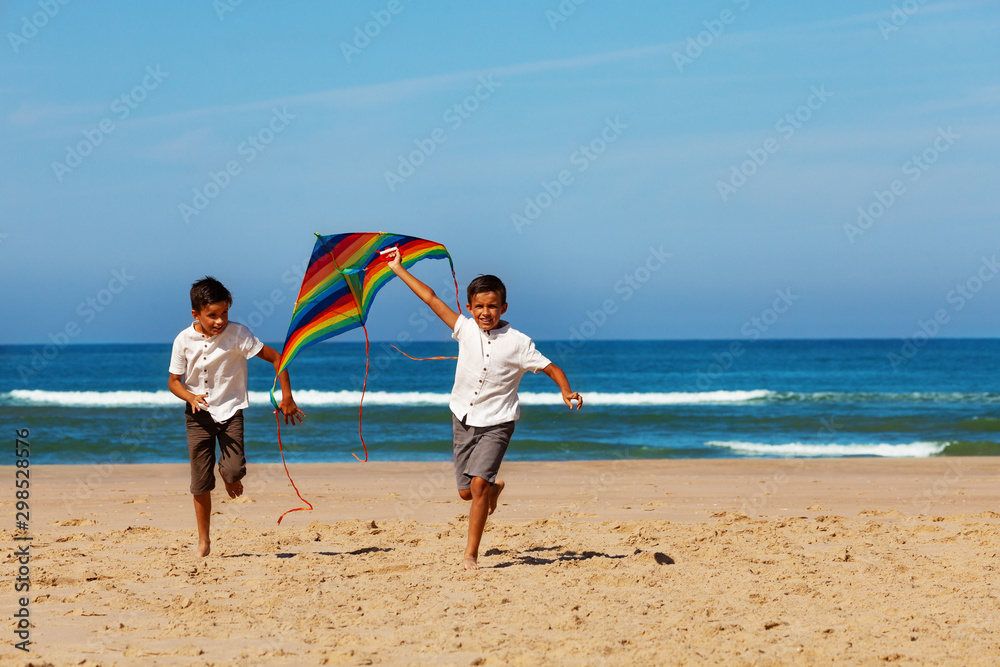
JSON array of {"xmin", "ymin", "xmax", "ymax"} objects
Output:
[
  {"xmin": 7, "ymin": 389, "xmax": 178, "ymax": 407},
  {"xmin": 5, "ymin": 388, "xmax": 776, "ymax": 408},
  {"xmin": 706, "ymin": 440, "xmax": 949, "ymax": 458},
  {"xmin": 260, "ymin": 390, "xmax": 449, "ymax": 406},
  {"xmin": 520, "ymin": 389, "xmax": 775, "ymax": 405}
]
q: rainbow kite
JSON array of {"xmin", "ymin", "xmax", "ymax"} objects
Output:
[{"xmin": 270, "ymin": 232, "xmax": 460, "ymax": 522}]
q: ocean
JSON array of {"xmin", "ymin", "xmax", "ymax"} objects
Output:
[{"xmin": 2, "ymin": 339, "xmax": 999, "ymax": 465}]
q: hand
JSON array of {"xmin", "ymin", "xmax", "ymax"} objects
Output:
[
  {"xmin": 384, "ymin": 247, "xmax": 402, "ymax": 272},
  {"xmin": 277, "ymin": 397, "xmax": 306, "ymax": 425},
  {"xmin": 562, "ymin": 391, "xmax": 583, "ymax": 410},
  {"xmin": 188, "ymin": 393, "xmax": 209, "ymax": 413}
]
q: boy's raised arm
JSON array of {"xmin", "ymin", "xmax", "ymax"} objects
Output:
[{"xmin": 385, "ymin": 248, "xmax": 460, "ymax": 330}]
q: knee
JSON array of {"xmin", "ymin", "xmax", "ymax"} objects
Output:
[
  {"xmin": 458, "ymin": 489, "xmax": 472, "ymax": 501},
  {"xmin": 469, "ymin": 477, "xmax": 490, "ymax": 498}
]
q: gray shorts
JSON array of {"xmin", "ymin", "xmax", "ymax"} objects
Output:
[
  {"xmin": 452, "ymin": 414, "xmax": 515, "ymax": 490},
  {"xmin": 185, "ymin": 406, "xmax": 246, "ymax": 495}
]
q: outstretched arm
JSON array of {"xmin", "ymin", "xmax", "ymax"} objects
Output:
[
  {"xmin": 542, "ymin": 363, "xmax": 583, "ymax": 410},
  {"xmin": 256, "ymin": 345, "xmax": 306, "ymax": 425},
  {"xmin": 385, "ymin": 248, "xmax": 461, "ymax": 330}
]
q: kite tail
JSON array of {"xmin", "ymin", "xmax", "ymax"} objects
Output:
[
  {"xmin": 390, "ymin": 345, "xmax": 457, "ymax": 361},
  {"xmin": 275, "ymin": 410, "xmax": 313, "ymax": 524},
  {"xmin": 446, "ymin": 253, "xmax": 461, "ymax": 313},
  {"xmin": 352, "ymin": 322, "xmax": 370, "ymax": 463},
  {"xmin": 388, "ymin": 253, "xmax": 460, "ymax": 363},
  {"xmin": 269, "ymin": 373, "xmax": 280, "ymax": 411}
]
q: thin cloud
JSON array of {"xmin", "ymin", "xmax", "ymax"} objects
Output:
[
  {"xmin": 7, "ymin": 101, "xmax": 105, "ymax": 126},
  {"xmin": 130, "ymin": 44, "xmax": 679, "ymax": 127}
]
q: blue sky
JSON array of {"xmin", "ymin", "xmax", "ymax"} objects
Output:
[{"xmin": 1, "ymin": 0, "xmax": 997, "ymax": 346}]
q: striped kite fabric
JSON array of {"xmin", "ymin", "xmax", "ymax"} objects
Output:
[{"xmin": 275, "ymin": 232, "xmax": 458, "ymax": 382}]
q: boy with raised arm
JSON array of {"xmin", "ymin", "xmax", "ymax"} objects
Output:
[
  {"xmin": 168, "ymin": 276, "xmax": 305, "ymax": 557},
  {"xmin": 385, "ymin": 249, "xmax": 582, "ymax": 570}
]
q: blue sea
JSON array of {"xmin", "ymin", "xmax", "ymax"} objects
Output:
[{"xmin": 2, "ymin": 339, "xmax": 999, "ymax": 464}]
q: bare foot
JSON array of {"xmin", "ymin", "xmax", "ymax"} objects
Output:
[
  {"xmin": 488, "ymin": 479, "xmax": 504, "ymax": 515},
  {"xmin": 224, "ymin": 478, "xmax": 243, "ymax": 499},
  {"xmin": 462, "ymin": 555, "xmax": 479, "ymax": 571},
  {"xmin": 196, "ymin": 540, "xmax": 211, "ymax": 557}
]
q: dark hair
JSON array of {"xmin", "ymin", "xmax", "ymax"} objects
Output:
[
  {"xmin": 190, "ymin": 276, "xmax": 232, "ymax": 312},
  {"xmin": 466, "ymin": 274, "xmax": 506, "ymax": 305}
]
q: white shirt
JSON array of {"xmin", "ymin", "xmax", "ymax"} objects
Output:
[
  {"xmin": 450, "ymin": 316, "xmax": 551, "ymax": 427},
  {"xmin": 169, "ymin": 321, "xmax": 264, "ymax": 423}
]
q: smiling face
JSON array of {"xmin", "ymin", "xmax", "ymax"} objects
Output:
[
  {"xmin": 192, "ymin": 302, "xmax": 229, "ymax": 337},
  {"xmin": 467, "ymin": 291, "xmax": 507, "ymax": 331}
]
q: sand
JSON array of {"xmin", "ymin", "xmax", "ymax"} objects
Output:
[{"xmin": 2, "ymin": 457, "xmax": 999, "ymax": 666}]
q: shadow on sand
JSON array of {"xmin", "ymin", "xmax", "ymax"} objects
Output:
[
  {"xmin": 221, "ymin": 546, "xmax": 393, "ymax": 559},
  {"xmin": 483, "ymin": 545, "xmax": 669, "ymax": 569}
]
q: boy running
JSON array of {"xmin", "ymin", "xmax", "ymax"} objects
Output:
[
  {"xmin": 168, "ymin": 276, "xmax": 304, "ymax": 556},
  {"xmin": 386, "ymin": 251, "xmax": 582, "ymax": 570}
]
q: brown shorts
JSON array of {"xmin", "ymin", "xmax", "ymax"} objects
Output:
[
  {"xmin": 452, "ymin": 414, "xmax": 515, "ymax": 490},
  {"xmin": 185, "ymin": 406, "xmax": 246, "ymax": 495}
]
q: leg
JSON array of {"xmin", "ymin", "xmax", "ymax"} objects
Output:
[
  {"xmin": 217, "ymin": 410, "xmax": 246, "ymax": 498},
  {"xmin": 489, "ymin": 479, "xmax": 505, "ymax": 515},
  {"xmin": 464, "ymin": 476, "xmax": 491, "ymax": 570},
  {"xmin": 451, "ymin": 417, "xmax": 514, "ymax": 569},
  {"xmin": 193, "ymin": 492, "xmax": 211, "ymax": 556},
  {"xmin": 186, "ymin": 408, "xmax": 218, "ymax": 555}
]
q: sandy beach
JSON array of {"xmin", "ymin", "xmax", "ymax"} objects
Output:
[{"xmin": 3, "ymin": 457, "xmax": 999, "ymax": 665}]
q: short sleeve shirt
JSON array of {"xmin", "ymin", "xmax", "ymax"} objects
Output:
[
  {"xmin": 450, "ymin": 316, "xmax": 551, "ymax": 427},
  {"xmin": 169, "ymin": 321, "xmax": 264, "ymax": 423}
]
